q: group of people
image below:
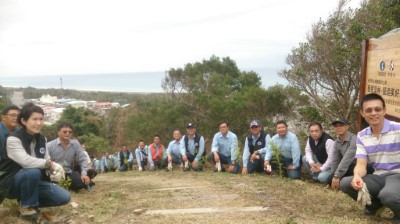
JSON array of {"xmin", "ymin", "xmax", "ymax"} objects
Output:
[
  {"xmin": 97, "ymin": 122, "xmax": 206, "ymax": 173},
  {"xmin": 0, "ymin": 93, "xmax": 399, "ymax": 222}
]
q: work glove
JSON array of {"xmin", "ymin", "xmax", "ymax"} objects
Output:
[
  {"xmin": 49, "ymin": 162, "xmax": 65, "ymax": 182},
  {"xmin": 216, "ymin": 161, "xmax": 221, "ymax": 172},
  {"xmin": 168, "ymin": 162, "xmax": 173, "ymax": 171},
  {"xmin": 357, "ymin": 182, "xmax": 372, "ymax": 206}
]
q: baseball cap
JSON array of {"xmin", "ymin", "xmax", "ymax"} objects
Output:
[
  {"xmin": 331, "ymin": 117, "xmax": 349, "ymax": 125},
  {"xmin": 249, "ymin": 119, "xmax": 261, "ymax": 127},
  {"xmin": 187, "ymin": 123, "xmax": 196, "ymax": 128}
]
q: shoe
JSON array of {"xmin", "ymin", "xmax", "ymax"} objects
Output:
[
  {"xmin": 19, "ymin": 207, "xmax": 38, "ymax": 221},
  {"xmin": 363, "ymin": 206, "xmax": 385, "ymax": 217},
  {"xmin": 183, "ymin": 167, "xmax": 189, "ymax": 172}
]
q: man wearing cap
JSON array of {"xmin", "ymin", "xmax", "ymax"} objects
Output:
[
  {"xmin": 210, "ymin": 121, "xmax": 239, "ymax": 174},
  {"xmin": 242, "ymin": 119, "xmax": 271, "ymax": 174},
  {"xmin": 264, "ymin": 120, "xmax": 302, "ymax": 179},
  {"xmin": 180, "ymin": 123, "xmax": 205, "ymax": 171},
  {"xmin": 302, "ymin": 121, "xmax": 334, "ymax": 183},
  {"xmin": 328, "ymin": 118, "xmax": 356, "ymax": 189}
]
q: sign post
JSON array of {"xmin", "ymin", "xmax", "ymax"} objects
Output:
[{"xmin": 359, "ymin": 28, "xmax": 400, "ymax": 130}]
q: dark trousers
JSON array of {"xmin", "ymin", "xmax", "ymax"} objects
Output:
[
  {"xmin": 327, "ymin": 161, "xmax": 375, "ymax": 185},
  {"xmin": 186, "ymin": 153, "xmax": 203, "ymax": 171},
  {"xmin": 67, "ymin": 169, "xmax": 97, "ymax": 192},
  {"xmin": 247, "ymin": 158, "xmax": 265, "ymax": 174}
]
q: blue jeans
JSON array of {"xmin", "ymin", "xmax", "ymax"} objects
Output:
[
  {"xmin": 302, "ymin": 155, "xmax": 331, "ymax": 183},
  {"xmin": 209, "ymin": 152, "xmax": 240, "ymax": 174},
  {"xmin": 268, "ymin": 157, "xmax": 301, "ymax": 179},
  {"xmin": 8, "ymin": 168, "xmax": 71, "ymax": 208}
]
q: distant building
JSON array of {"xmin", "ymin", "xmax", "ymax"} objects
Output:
[
  {"xmin": 94, "ymin": 102, "xmax": 112, "ymax": 110},
  {"xmin": 43, "ymin": 107, "xmax": 64, "ymax": 124},
  {"xmin": 40, "ymin": 94, "xmax": 57, "ymax": 104},
  {"xmin": 64, "ymin": 100, "xmax": 86, "ymax": 108}
]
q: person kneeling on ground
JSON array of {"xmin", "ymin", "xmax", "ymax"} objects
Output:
[
  {"xmin": 47, "ymin": 122, "xmax": 95, "ymax": 192},
  {"xmin": 242, "ymin": 119, "xmax": 271, "ymax": 174},
  {"xmin": 0, "ymin": 103, "xmax": 70, "ymax": 221},
  {"xmin": 101, "ymin": 151, "xmax": 118, "ymax": 172},
  {"xmin": 166, "ymin": 129, "xmax": 184, "ymax": 171},
  {"xmin": 340, "ymin": 93, "xmax": 400, "ymax": 222},
  {"xmin": 210, "ymin": 121, "xmax": 240, "ymax": 174},
  {"xmin": 118, "ymin": 144, "xmax": 133, "ymax": 171},
  {"xmin": 135, "ymin": 140, "xmax": 148, "ymax": 171},
  {"xmin": 148, "ymin": 135, "xmax": 166, "ymax": 171},
  {"xmin": 264, "ymin": 120, "xmax": 302, "ymax": 179},
  {"xmin": 180, "ymin": 123, "xmax": 205, "ymax": 172},
  {"xmin": 302, "ymin": 121, "xmax": 334, "ymax": 184}
]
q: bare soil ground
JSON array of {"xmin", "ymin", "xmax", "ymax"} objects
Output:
[{"xmin": 0, "ymin": 170, "xmax": 396, "ymax": 224}]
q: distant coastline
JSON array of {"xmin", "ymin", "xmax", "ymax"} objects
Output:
[{"xmin": 0, "ymin": 68, "xmax": 287, "ymax": 93}]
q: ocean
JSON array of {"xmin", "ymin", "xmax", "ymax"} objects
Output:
[{"xmin": 0, "ymin": 69, "xmax": 287, "ymax": 93}]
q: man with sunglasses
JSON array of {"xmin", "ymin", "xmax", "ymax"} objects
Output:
[
  {"xmin": 0, "ymin": 105, "xmax": 20, "ymax": 204},
  {"xmin": 340, "ymin": 93, "xmax": 400, "ymax": 222},
  {"xmin": 242, "ymin": 119, "xmax": 271, "ymax": 174},
  {"xmin": 47, "ymin": 122, "xmax": 92, "ymax": 192}
]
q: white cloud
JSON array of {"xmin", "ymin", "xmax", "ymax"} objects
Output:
[{"xmin": 0, "ymin": 0, "xmax": 361, "ymax": 77}]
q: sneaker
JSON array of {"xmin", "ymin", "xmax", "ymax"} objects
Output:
[{"xmin": 19, "ymin": 207, "xmax": 38, "ymax": 221}]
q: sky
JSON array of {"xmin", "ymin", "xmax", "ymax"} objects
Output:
[{"xmin": 0, "ymin": 0, "xmax": 361, "ymax": 78}]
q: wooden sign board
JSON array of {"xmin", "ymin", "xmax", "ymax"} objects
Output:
[{"xmin": 360, "ymin": 28, "xmax": 400, "ymax": 123}]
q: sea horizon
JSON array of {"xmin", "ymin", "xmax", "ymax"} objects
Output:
[{"xmin": 0, "ymin": 68, "xmax": 287, "ymax": 93}]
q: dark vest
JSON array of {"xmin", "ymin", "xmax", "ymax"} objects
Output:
[
  {"xmin": 308, "ymin": 132, "xmax": 333, "ymax": 164},
  {"xmin": 119, "ymin": 150, "xmax": 131, "ymax": 166},
  {"xmin": 0, "ymin": 128, "xmax": 47, "ymax": 195},
  {"xmin": 184, "ymin": 134, "xmax": 204, "ymax": 156},
  {"xmin": 247, "ymin": 130, "xmax": 267, "ymax": 154}
]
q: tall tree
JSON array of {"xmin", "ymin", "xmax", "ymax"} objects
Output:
[{"xmin": 279, "ymin": 0, "xmax": 399, "ymax": 128}]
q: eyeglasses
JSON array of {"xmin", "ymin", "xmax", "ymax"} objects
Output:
[
  {"xmin": 5, "ymin": 114, "xmax": 19, "ymax": 118},
  {"xmin": 363, "ymin": 107, "xmax": 384, "ymax": 114},
  {"xmin": 251, "ymin": 126, "xmax": 259, "ymax": 129},
  {"xmin": 62, "ymin": 130, "xmax": 72, "ymax": 134}
]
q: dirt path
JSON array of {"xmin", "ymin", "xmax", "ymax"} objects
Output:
[{"xmin": 0, "ymin": 171, "xmax": 393, "ymax": 223}]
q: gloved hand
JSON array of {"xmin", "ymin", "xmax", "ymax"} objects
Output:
[
  {"xmin": 357, "ymin": 182, "xmax": 372, "ymax": 206},
  {"xmin": 216, "ymin": 161, "xmax": 221, "ymax": 172},
  {"xmin": 50, "ymin": 162, "xmax": 65, "ymax": 182},
  {"xmin": 167, "ymin": 162, "xmax": 173, "ymax": 171}
]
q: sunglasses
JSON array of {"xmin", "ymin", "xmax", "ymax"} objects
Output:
[
  {"xmin": 363, "ymin": 107, "xmax": 383, "ymax": 114},
  {"xmin": 62, "ymin": 130, "xmax": 73, "ymax": 134}
]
